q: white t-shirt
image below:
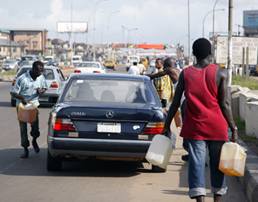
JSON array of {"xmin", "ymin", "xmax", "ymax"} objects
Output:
[
  {"xmin": 138, "ymin": 64, "xmax": 145, "ymax": 74},
  {"xmin": 128, "ymin": 65, "xmax": 140, "ymax": 75}
]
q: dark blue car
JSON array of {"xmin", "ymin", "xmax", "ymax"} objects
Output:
[{"xmin": 47, "ymin": 73, "xmax": 166, "ymax": 171}]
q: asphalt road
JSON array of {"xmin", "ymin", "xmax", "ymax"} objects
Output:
[{"xmin": 0, "ymin": 80, "xmax": 248, "ymax": 202}]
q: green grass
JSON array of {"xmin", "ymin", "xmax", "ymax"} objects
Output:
[
  {"xmin": 232, "ymin": 75, "xmax": 258, "ymax": 90},
  {"xmin": 0, "ymin": 69, "xmax": 16, "ymax": 77},
  {"xmin": 235, "ymin": 117, "xmax": 245, "ymax": 132}
]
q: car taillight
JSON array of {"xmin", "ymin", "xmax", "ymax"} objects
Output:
[
  {"xmin": 93, "ymin": 70, "xmax": 101, "ymax": 73},
  {"xmin": 143, "ymin": 122, "xmax": 164, "ymax": 135},
  {"xmin": 50, "ymin": 81, "xmax": 59, "ymax": 88},
  {"xmin": 53, "ymin": 118, "xmax": 76, "ymax": 132},
  {"xmin": 74, "ymin": 69, "xmax": 81, "ymax": 73},
  {"xmin": 12, "ymin": 79, "xmax": 16, "ymax": 86}
]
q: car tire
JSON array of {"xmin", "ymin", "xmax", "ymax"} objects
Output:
[
  {"xmin": 151, "ymin": 165, "xmax": 167, "ymax": 173},
  {"xmin": 47, "ymin": 151, "xmax": 62, "ymax": 171},
  {"xmin": 11, "ymin": 99, "xmax": 16, "ymax": 107}
]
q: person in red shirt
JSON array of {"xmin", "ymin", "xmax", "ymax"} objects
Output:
[{"xmin": 164, "ymin": 38, "xmax": 238, "ymax": 202}]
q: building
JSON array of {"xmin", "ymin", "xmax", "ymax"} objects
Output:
[
  {"xmin": 0, "ymin": 29, "xmax": 10, "ymax": 40},
  {"xmin": 0, "ymin": 39, "xmax": 25, "ymax": 59},
  {"xmin": 10, "ymin": 29, "xmax": 48, "ymax": 55},
  {"xmin": 243, "ymin": 10, "xmax": 258, "ymax": 37}
]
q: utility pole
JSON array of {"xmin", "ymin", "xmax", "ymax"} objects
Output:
[
  {"xmin": 227, "ymin": 0, "xmax": 233, "ymax": 86},
  {"xmin": 187, "ymin": 0, "xmax": 191, "ymax": 63}
]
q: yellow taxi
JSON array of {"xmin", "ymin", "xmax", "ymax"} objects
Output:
[{"xmin": 104, "ymin": 59, "xmax": 116, "ymax": 70}]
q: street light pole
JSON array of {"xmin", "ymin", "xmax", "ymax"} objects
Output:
[
  {"xmin": 92, "ymin": 0, "xmax": 108, "ymax": 61},
  {"xmin": 202, "ymin": 9, "xmax": 224, "ymax": 37},
  {"xmin": 212, "ymin": 0, "xmax": 220, "ymax": 39},
  {"xmin": 187, "ymin": 0, "xmax": 191, "ymax": 62},
  {"xmin": 228, "ymin": 0, "xmax": 233, "ymax": 85},
  {"xmin": 106, "ymin": 10, "xmax": 120, "ymax": 43}
]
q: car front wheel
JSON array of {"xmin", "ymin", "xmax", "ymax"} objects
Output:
[{"xmin": 47, "ymin": 151, "xmax": 62, "ymax": 171}]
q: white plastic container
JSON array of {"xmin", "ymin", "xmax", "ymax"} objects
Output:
[
  {"xmin": 219, "ymin": 142, "xmax": 247, "ymax": 177},
  {"xmin": 145, "ymin": 135, "xmax": 173, "ymax": 169},
  {"xmin": 18, "ymin": 103, "xmax": 38, "ymax": 123}
]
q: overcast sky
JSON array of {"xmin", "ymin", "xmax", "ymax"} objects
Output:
[{"xmin": 0, "ymin": 0, "xmax": 258, "ymax": 49}]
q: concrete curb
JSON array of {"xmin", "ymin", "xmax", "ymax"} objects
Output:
[{"xmin": 237, "ymin": 139, "xmax": 258, "ymax": 202}]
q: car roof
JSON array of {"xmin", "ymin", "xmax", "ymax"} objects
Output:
[
  {"xmin": 69, "ymin": 73, "xmax": 150, "ymax": 81},
  {"xmin": 19, "ymin": 65, "xmax": 59, "ymax": 70}
]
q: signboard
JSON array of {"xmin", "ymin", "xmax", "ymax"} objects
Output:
[
  {"xmin": 243, "ymin": 10, "xmax": 258, "ymax": 35},
  {"xmin": 57, "ymin": 22, "xmax": 88, "ymax": 33},
  {"xmin": 244, "ymin": 10, "xmax": 258, "ymax": 28},
  {"xmin": 216, "ymin": 36, "xmax": 258, "ymax": 65}
]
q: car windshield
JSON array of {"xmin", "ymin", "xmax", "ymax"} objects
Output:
[
  {"xmin": 63, "ymin": 79, "xmax": 156, "ymax": 105},
  {"xmin": 17, "ymin": 68, "xmax": 55, "ymax": 80},
  {"xmin": 78, "ymin": 63, "xmax": 100, "ymax": 68}
]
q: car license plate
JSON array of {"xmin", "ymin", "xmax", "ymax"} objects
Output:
[
  {"xmin": 97, "ymin": 123, "xmax": 121, "ymax": 133},
  {"xmin": 39, "ymin": 97, "xmax": 48, "ymax": 102}
]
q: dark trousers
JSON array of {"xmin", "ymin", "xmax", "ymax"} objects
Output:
[{"xmin": 18, "ymin": 112, "xmax": 40, "ymax": 148}]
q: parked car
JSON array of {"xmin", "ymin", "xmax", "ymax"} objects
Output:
[
  {"xmin": 103, "ymin": 59, "xmax": 116, "ymax": 69},
  {"xmin": 10, "ymin": 65, "xmax": 66, "ymax": 106},
  {"xmin": 74, "ymin": 61, "xmax": 106, "ymax": 74},
  {"xmin": 250, "ymin": 65, "xmax": 258, "ymax": 76},
  {"xmin": 47, "ymin": 73, "xmax": 167, "ymax": 172},
  {"xmin": 2, "ymin": 59, "xmax": 18, "ymax": 71}
]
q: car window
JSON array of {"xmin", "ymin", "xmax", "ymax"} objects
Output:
[
  {"xmin": 57, "ymin": 69, "xmax": 65, "ymax": 81},
  {"xmin": 63, "ymin": 79, "xmax": 156, "ymax": 105},
  {"xmin": 43, "ymin": 69, "xmax": 55, "ymax": 80},
  {"xmin": 78, "ymin": 63, "xmax": 100, "ymax": 68}
]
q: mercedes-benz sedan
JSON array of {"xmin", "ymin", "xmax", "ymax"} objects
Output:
[{"xmin": 47, "ymin": 73, "xmax": 166, "ymax": 171}]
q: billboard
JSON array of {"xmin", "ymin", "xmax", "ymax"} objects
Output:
[
  {"xmin": 243, "ymin": 10, "xmax": 258, "ymax": 35},
  {"xmin": 216, "ymin": 36, "xmax": 258, "ymax": 65},
  {"xmin": 57, "ymin": 22, "xmax": 88, "ymax": 33},
  {"xmin": 244, "ymin": 10, "xmax": 258, "ymax": 28}
]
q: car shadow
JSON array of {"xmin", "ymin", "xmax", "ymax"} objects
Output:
[
  {"xmin": 0, "ymin": 148, "xmax": 141, "ymax": 178},
  {"xmin": 0, "ymin": 101, "xmax": 12, "ymax": 108}
]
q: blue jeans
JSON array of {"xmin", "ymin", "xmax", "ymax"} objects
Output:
[{"xmin": 187, "ymin": 140, "xmax": 227, "ymax": 198}]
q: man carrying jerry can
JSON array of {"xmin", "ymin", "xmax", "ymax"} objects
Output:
[{"xmin": 10, "ymin": 61, "xmax": 47, "ymax": 159}]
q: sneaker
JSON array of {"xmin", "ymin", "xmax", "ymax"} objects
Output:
[
  {"xmin": 20, "ymin": 148, "xmax": 29, "ymax": 159},
  {"xmin": 32, "ymin": 139, "xmax": 40, "ymax": 153},
  {"xmin": 181, "ymin": 154, "xmax": 189, "ymax": 162}
]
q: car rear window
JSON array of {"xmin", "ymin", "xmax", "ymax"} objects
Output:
[
  {"xmin": 63, "ymin": 79, "xmax": 156, "ymax": 105},
  {"xmin": 78, "ymin": 63, "xmax": 100, "ymax": 68},
  {"xmin": 43, "ymin": 69, "xmax": 54, "ymax": 80}
]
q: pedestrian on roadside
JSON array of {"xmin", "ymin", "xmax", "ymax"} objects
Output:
[
  {"xmin": 164, "ymin": 38, "xmax": 238, "ymax": 202},
  {"xmin": 152, "ymin": 58, "xmax": 172, "ymax": 109},
  {"xmin": 10, "ymin": 61, "xmax": 47, "ymax": 159},
  {"xmin": 138, "ymin": 59, "xmax": 146, "ymax": 75},
  {"xmin": 128, "ymin": 61, "xmax": 140, "ymax": 75}
]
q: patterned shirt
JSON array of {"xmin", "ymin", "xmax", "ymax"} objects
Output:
[{"xmin": 11, "ymin": 71, "xmax": 48, "ymax": 106}]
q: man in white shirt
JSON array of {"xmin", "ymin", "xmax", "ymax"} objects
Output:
[
  {"xmin": 138, "ymin": 60, "xmax": 146, "ymax": 75},
  {"xmin": 128, "ymin": 61, "xmax": 140, "ymax": 75}
]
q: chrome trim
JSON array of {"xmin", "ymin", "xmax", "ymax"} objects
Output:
[{"xmin": 48, "ymin": 136, "xmax": 151, "ymax": 144}]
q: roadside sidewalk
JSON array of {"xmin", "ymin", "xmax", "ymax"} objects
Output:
[{"xmin": 237, "ymin": 139, "xmax": 258, "ymax": 202}]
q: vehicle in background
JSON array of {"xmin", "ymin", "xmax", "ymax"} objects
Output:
[
  {"xmin": 71, "ymin": 55, "xmax": 82, "ymax": 66},
  {"xmin": 74, "ymin": 61, "xmax": 106, "ymax": 74},
  {"xmin": 47, "ymin": 73, "xmax": 167, "ymax": 172},
  {"xmin": 250, "ymin": 65, "xmax": 258, "ymax": 76},
  {"xmin": 126, "ymin": 55, "xmax": 140, "ymax": 68},
  {"xmin": 10, "ymin": 65, "xmax": 66, "ymax": 106},
  {"xmin": 103, "ymin": 59, "xmax": 116, "ymax": 70},
  {"xmin": 2, "ymin": 59, "xmax": 19, "ymax": 71},
  {"xmin": 43, "ymin": 56, "xmax": 59, "ymax": 66},
  {"xmin": 21, "ymin": 55, "xmax": 38, "ymax": 61}
]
